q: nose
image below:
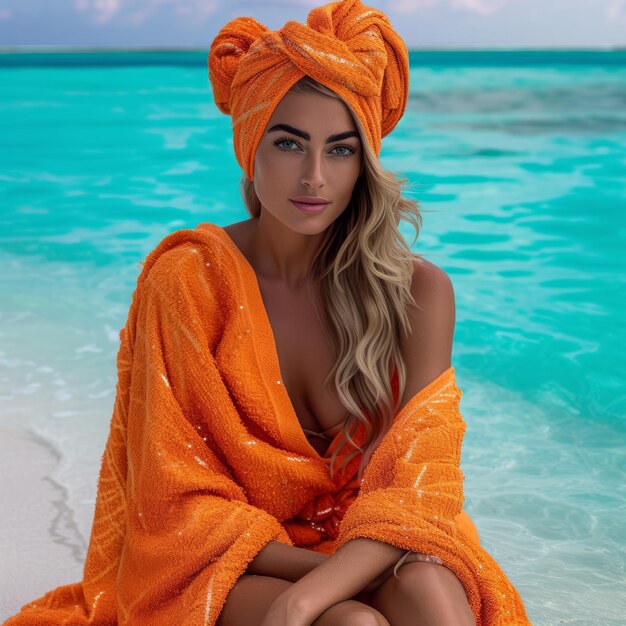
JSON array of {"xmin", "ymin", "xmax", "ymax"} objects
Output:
[{"xmin": 301, "ymin": 150, "xmax": 325, "ymax": 189}]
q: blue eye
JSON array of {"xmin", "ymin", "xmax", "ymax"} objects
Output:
[
  {"xmin": 332, "ymin": 145, "xmax": 355, "ymax": 158},
  {"xmin": 273, "ymin": 137, "xmax": 356, "ymax": 158},
  {"xmin": 273, "ymin": 137, "xmax": 301, "ymax": 151}
]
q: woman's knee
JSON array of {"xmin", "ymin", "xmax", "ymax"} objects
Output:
[
  {"xmin": 312, "ymin": 599, "xmax": 390, "ymax": 626},
  {"xmin": 217, "ymin": 575, "xmax": 390, "ymax": 626},
  {"xmin": 372, "ymin": 561, "xmax": 475, "ymax": 626},
  {"xmin": 396, "ymin": 561, "xmax": 465, "ymax": 596}
]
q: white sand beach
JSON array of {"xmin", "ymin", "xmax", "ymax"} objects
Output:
[{"xmin": 0, "ymin": 427, "xmax": 86, "ymax": 620}]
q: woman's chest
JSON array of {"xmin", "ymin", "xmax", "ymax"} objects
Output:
[{"xmin": 257, "ymin": 277, "xmax": 349, "ymax": 451}]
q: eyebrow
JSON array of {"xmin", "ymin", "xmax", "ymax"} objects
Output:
[{"xmin": 267, "ymin": 123, "xmax": 360, "ymax": 143}]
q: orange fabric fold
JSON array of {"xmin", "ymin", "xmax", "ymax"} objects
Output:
[
  {"xmin": 208, "ymin": 0, "xmax": 409, "ymax": 180},
  {"xmin": 333, "ymin": 367, "xmax": 531, "ymax": 624},
  {"xmin": 5, "ymin": 222, "xmax": 530, "ymax": 625}
]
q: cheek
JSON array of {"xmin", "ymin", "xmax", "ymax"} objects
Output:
[
  {"xmin": 253, "ymin": 149, "xmax": 286, "ymax": 198},
  {"xmin": 257, "ymin": 146, "xmax": 294, "ymax": 175},
  {"xmin": 332, "ymin": 160, "xmax": 362, "ymax": 195},
  {"xmin": 254, "ymin": 149, "xmax": 276, "ymax": 189}
]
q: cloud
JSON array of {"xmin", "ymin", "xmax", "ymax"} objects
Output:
[
  {"xmin": 73, "ymin": 0, "xmax": 219, "ymax": 26},
  {"xmin": 0, "ymin": 8, "xmax": 12, "ymax": 21},
  {"xmin": 607, "ymin": 0, "xmax": 626, "ymax": 21},
  {"xmin": 75, "ymin": 0, "xmax": 120, "ymax": 24},
  {"xmin": 452, "ymin": 0, "xmax": 506, "ymax": 15},
  {"xmin": 388, "ymin": 0, "xmax": 507, "ymax": 15},
  {"xmin": 388, "ymin": 0, "xmax": 440, "ymax": 12},
  {"xmin": 126, "ymin": 0, "xmax": 218, "ymax": 25}
]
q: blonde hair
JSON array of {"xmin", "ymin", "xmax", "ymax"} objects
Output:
[{"xmin": 241, "ymin": 76, "xmax": 424, "ymax": 480}]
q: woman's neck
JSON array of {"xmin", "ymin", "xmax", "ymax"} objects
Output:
[{"xmin": 246, "ymin": 213, "xmax": 325, "ymax": 289}]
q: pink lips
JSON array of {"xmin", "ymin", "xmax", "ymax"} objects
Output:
[{"xmin": 290, "ymin": 199, "xmax": 330, "ymax": 214}]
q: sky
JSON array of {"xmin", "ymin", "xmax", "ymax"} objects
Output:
[{"xmin": 0, "ymin": 0, "xmax": 624, "ymax": 49}]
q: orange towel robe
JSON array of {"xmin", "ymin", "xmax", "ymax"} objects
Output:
[{"xmin": 4, "ymin": 222, "xmax": 531, "ymax": 625}]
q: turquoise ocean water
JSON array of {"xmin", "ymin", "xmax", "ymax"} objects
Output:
[{"xmin": 1, "ymin": 50, "xmax": 625, "ymax": 624}]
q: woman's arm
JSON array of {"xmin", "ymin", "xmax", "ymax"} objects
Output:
[
  {"xmin": 245, "ymin": 540, "xmax": 436, "ymax": 594},
  {"xmin": 282, "ymin": 538, "xmax": 406, "ymax": 618},
  {"xmin": 245, "ymin": 541, "xmax": 329, "ymax": 582}
]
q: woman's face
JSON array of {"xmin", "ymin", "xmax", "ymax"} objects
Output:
[{"xmin": 253, "ymin": 88, "xmax": 363, "ymax": 235}]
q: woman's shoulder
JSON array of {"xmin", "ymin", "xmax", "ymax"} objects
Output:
[
  {"xmin": 409, "ymin": 254, "xmax": 454, "ymax": 304},
  {"xmin": 137, "ymin": 221, "xmax": 235, "ymax": 287},
  {"xmin": 397, "ymin": 255, "xmax": 456, "ymax": 407},
  {"xmin": 125, "ymin": 222, "xmax": 244, "ymax": 326}
]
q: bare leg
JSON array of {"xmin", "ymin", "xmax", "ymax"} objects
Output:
[
  {"xmin": 369, "ymin": 561, "xmax": 476, "ymax": 626},
  {"xmin": 217, "ymin": 574, "xmax": 390, "ymax": 626},
  {"xmin": 312, "ymin": 598, "xmax": 390, "ymax": 625}
]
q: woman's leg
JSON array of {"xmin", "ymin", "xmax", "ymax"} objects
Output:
[
  {"xmin": 312, "ymin": 598, "xmax": 390, "ymax": 625},
  {"xmin": 216, "ymin": 573, "xmax": 390, "ymax": 626},
  {"xmin": 367, "ymin": 561, "xmax": 476, "ymax": 626}
]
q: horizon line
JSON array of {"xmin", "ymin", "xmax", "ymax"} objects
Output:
[{"xmin": 1, "ymin": 44, "xmax": 625, "ymax": 53}]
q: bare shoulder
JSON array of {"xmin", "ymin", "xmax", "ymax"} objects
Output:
[
  {"xmin": 397, "ymin": 256, "xmax": 456, "ymax": 407},
  {"xmin": 409, "ymin": 256, "xmax": 455, "ymax": 309}
]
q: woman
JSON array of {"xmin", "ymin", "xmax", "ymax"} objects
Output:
[
  {"xmin": 216, "ymin": 74, "xmax": 479, "ymax": 626},
  {"xmin": 4, "ymin": 1, "xmax": 531, "ymax": 625}
]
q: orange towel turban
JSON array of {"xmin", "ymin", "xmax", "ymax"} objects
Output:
[{"xmin": 208, "ymin": 0, "xmax": 409, "ymax": 181}]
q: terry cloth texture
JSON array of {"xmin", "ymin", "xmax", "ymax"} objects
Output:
[
  {"xmin": 208, "ymin": 0, "xmax": 409, "ymax": 180},
  {"xmin": 4, "ymin": 222, "xmax": 531, "ymax": 625}
]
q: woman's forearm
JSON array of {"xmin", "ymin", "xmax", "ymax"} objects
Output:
[
  {"xmin": 245, "ymin": 540, "xmax": 328, "ymax": 582},
  {"xmin": 287, "ymin": 538, "xmax": 406, "ymax": 616}
]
